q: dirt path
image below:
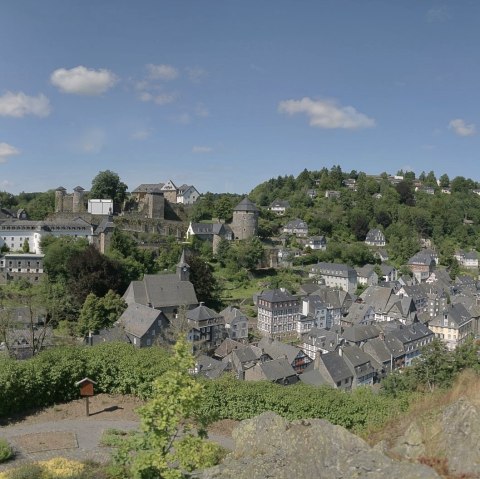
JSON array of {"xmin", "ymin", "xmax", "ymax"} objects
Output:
[{"xmin": 0, "ymin": 394, "xmax": 235, "ymax": 471}]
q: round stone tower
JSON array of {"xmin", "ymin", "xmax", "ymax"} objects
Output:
[
  {"xmin": 73, "ymin": 186, "xmax": 85, "ymax": 213},
  {"xmin": 231, "ymin": 197, "xmax": 259, "ymax": 240},
  {"xmin": 55, "ymin": 186, "xmax": 66, "ymax": 213}
]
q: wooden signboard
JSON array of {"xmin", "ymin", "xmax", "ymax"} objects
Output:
[{"xmin": 75, "ymin": 378, "xmax": 97, "ymax": 416}]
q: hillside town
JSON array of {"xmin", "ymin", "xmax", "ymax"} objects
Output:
[{"xmin": 1, "ymin": 168, "xmax": 479, "ymax": 391}]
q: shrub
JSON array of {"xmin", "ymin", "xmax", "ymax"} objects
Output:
[{"xmin": 0, "ymin": 438, "xmax": 14, "ymax": 463}]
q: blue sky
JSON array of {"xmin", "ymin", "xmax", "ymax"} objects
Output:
[{"xmin": 1, "ymin": 0, "xmax": 479, "ymax": 195}]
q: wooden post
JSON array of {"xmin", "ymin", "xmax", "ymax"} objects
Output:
[{"xmin": 75, "ymin": 378, "xmax": 96, "ymax": 417}]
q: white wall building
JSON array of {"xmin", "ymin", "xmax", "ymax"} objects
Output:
[{"xmin": 0, "ymin": 218, "xmax": 94, "ymax": 254}]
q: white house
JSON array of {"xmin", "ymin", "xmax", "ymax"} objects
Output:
[{"xmin": 0, "ymin": 218, "xmax": 94, "ymax": 254}]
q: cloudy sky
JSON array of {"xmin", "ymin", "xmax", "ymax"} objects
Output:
[{"xmin": 1, "ymin": 1, "xmax": 479, "ymax": 194}]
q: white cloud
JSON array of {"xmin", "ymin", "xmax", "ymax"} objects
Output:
[
  {"xmin": 50, "ymin": 66, "xmax": 118, "ymax": 95},
  {"xmin": 192, "ymin": 145, "xmax": 213, "ymax": 153},
  {"xmin": 427, "ymin": 5, "xmax": 450, "ymax": 23},
  {"xmin": 0, "ymin": 91, "xmax": 51, "ymax": 118},
  {"xmin": 147, "ymin": 64, "xmax": 179, "ymax": 81},
  {"xmin": 1, "ymin": 179, "xmax": 14, "ymax": 189},
  {"xmin": 278, "ymin": 97, "xmax": 375, "ymax": 130},
  {"xmin": 449, "ymin": 118, "xmax": 476, "ymax": 137},
  {"xmin": 131, "ymin": 129, "xmax": 152, "ymax": 141},
  {"xmin": 0, "ymin": 142, "xmax": 20, "ymax": 163},
  {"xmin": 186, "ymin": 67, "xmax": 207, "ymax": 82},
  {"xmin": 154, "ymin": 92, "xmax": 178, "ymax": 105}
]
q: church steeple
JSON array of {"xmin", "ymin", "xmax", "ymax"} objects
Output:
[{"xmin": 177, "ymin": 250, "xmax": 190, "ymax": 281}]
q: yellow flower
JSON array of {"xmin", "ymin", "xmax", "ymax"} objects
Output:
[{"xmin": 0, "ymin": 457, "xmax": 85, "ymax": 479}]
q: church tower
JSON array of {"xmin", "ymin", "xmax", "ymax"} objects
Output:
[{"xmin": 176, "ymin": 250, "xmax": 190, "ymax": 281}]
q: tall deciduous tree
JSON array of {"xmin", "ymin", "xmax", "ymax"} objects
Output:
[
  {"xmin": 77, "ymin": 290, "xmax": 126, "ymax": 335},
  {"xmin": 90, "ymin": 170, "xmax": 128, "ymax": 206}
]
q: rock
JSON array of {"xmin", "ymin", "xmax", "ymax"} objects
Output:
[
  {"xmin": 390, "ymin": 422, "xmax": 426, "ymax": 459},
  {"xmin": 197, "ymin": 412, "xmax": 439, "ymax": 479},
  {"xmin": 442, "ymin": 398, "xmax": 480, "ymax": 475}
]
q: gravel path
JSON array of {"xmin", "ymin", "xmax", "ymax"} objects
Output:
[{"xmin": 0, "ymin": 395, "xmax": 235, "ymax": 471}]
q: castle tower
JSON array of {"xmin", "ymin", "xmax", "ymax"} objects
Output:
[
  {"xmin": 231, "ymin": 197, "xmax": 259, "ymax": 240},
  {"xmin": 55, "ymin": 186, "xmax": 66, "ymax": 213},
  {"xmin": 72, "ymin": 186, "xmax": 85, "ymax": 213},
  {"xmin": 147, "ymin": 191, "xmax": 165, "ymax": 219},
  {"xmin": 176, "ymin": 250, "xmax": 190, "ymax": 282}
]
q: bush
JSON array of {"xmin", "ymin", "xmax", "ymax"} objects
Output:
[
  {"xmin": 0, "ymin": 438, "xmax": 14, "ymax": 463},
  {"xmin": 0, "ymin": 343, "xmax": 171, "ymax": 418}
]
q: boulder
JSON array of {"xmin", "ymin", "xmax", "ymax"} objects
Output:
[{"xmin": 198, "ymin": 412, "xmax": 439, "ymax": 479}]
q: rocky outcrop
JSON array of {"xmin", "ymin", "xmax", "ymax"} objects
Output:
[
  {"xmin": 441, "ymin": 398, "xmax": 480, "ymax": 475},
  {"xmin": 197, "ymin": 412, "xmax": 439, "ymax": 479}
]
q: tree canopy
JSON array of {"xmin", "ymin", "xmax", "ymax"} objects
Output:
[{"xmin": 90, "ymin": 170, "xmax": 128, "ymax": 206}]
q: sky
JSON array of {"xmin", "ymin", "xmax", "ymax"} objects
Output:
[{"xmin": 1, "ymin": 0, "xmax": 480, "ymax": 195}]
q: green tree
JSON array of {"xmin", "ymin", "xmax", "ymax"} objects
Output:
[
  {"xmin": 41, "ymin": 236, "xmax": 89, "ymax": 281},
  {"xmin": 187, "ymin": 252, "xmax": 220, "ymax": 306},
  {"xmin": 439, "ymin": 173, "xmax": 450, "ymax": 188},
  {"xmin": 90, "ymin": 170, "xmax": 128, "ymax": 206},
  {"xmin": 113, "ymin": 338, "xmax": 224, "ymax": 478},
  {"xmin": 67, "ymin": 245, "xmax": 128, "ymax": 309},
  {"xmin": 413, "ymin": 339, "xmax": 456, "ymax": 391},
  {"xmin": 22, "ymin": 238, "xmax": 30, "ymax": 253},
  {"xmin": 77, "ymin": 290, "xmax": 127, "ymax": 335}
]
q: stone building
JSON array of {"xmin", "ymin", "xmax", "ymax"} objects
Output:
[
  {"xmin": 130, "ymin": 184, "xmax": 166, "ymax": 219},
  {"xmin": 55, "ymin": 186, "xmax": 87, "ymax": 213},
  {"xmin": 0, "ymin": 253, "xmax": 44, "ymax": 284},
  {"xmin": 230, "ymin": 197, "xmax": 259, "ymax": 240}
]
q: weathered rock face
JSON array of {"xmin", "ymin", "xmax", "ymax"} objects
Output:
[
  {"xmin": 198, "ymin": 412, "xmax": 439, "ymax": 479},
  {"xmin": 441, "ymin": 398, "xmax": 480, "ymax": 475},
  {"xmin": 386, "ymin": 397, "xmax": 480, "ymax": 477}
]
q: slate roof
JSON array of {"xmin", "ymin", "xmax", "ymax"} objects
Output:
[
  {"xmin": 341, "ymin": 344, "xmax": 378, "ymax": 372},
  {"xmin": 270, "ymin": 199, "xmax": 290, "ymax": 209},
  {"xmin": 0, "ymin": 217, "xmax": 93, "ymax": 231},
  {"xmin": 219, "ymin": 305, "xmax": 247, "ymax": 326},
  {"xmin": 408, "ymin": 251, "xmax": 435, "ymax": 266},
  {"xmin": 429, "ymin": 303, "xmax": 472, "ymax": 329},
  {"xmin": 258, "ymin": 337, "xmax": 303, "ymax": 364},
  {"xmin": 299, "ymin": 368, "xmax": 330, "ymax": 386},
  {"xmin": 123, "ymin": 273, "xmax": 198, "ymax": 310},
  {"xmin": 311, "ymin": 262, "xmax": 356, "ymax": 278},
  {"xmin": 386, "ymin": 322, "xmax": 433, "ymax": 345},
  {"xmin": 258, "ymin": 289, "xmax": 298, "ymax": 303},
  {"xmin": 214, "ymin": 338, "xmax": 243, "ymax": 358},
  {"xmin": 233, "ymin": 197, "xmax": 258, "ymax": 212},
  {"xmin": 231, "ymin": 345, "xmax": 262, "ymax": 365},
  {"xmin": 94, "ymin": 215, "xmax": 115, "ymax": 234},
  {"xmin": 284, "ymin": 218, "xmax": 308, "ymax": 230},
  {"xmin": 118, "ymin": 303, "xmax": 164, "ymax": 338},
  {"xmin": 132, "ymin": 183, "xmax": 165, "ymax": 193},
  {"xmin": 342, "ymin": 324, "xmax": 381, "ymax": 343},
  {"xmin": 189, "ymin": 222, "xmax": 232, "ymax": 236},
  {"xmin": 362, "ymin": 338, "xmax": 394, "ymax": 363},
  {"xmin": 360, "ymin": 286, "xmax": 395, "ymax": 311},
  {"xmin": 187, "ymin": 304, "xmax": 222, "ymax": 322},
  {"xmin": 343, "ymin": 303, "xmax": 375, "ymax": 325},
  {"xmin": 356, "ymin": 264, "xmax": 376, "ymax": 278},
  {"xmin": 317, "ymin": 352, "xmax": 353, "ymax": 383},
  {"xmin": 365, "ymin": 228, "xmax": 385, "ymax": 242},
  {"xmin": 256, "ymin": 357, "xmax": 297, "ymax": 381},
  {"xmin": 195, "ymin": 355, "xmax": 228, "ymax": 379},
  {"xmin": 301, "ymin": 327, "xmax": 340, "ymax": 353}
]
